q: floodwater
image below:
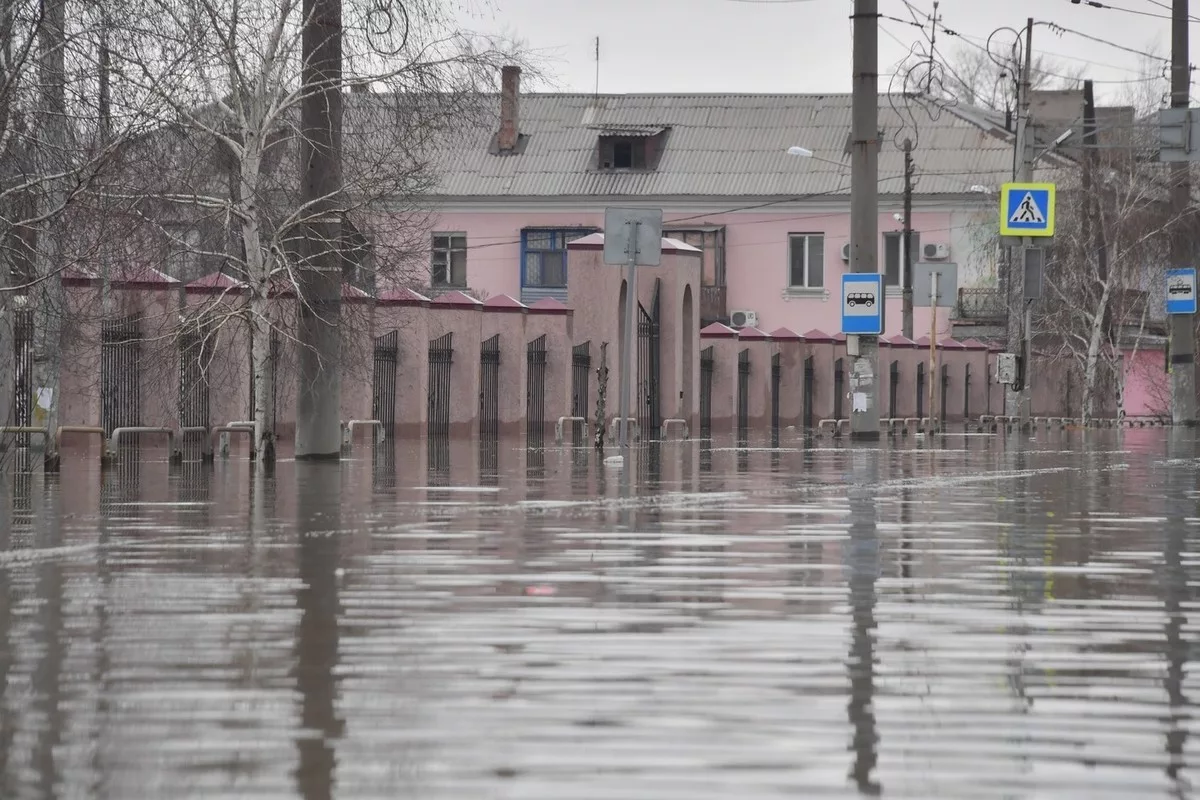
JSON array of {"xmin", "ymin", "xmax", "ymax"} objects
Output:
[{"xmin": 0, "ymin": 429, "xmax": 1198, "ymax": 799}]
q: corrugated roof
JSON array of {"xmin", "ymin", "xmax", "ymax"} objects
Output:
[{"xmin": 428, "ymin": 93, "xmax": 1041, "ymax": 199}]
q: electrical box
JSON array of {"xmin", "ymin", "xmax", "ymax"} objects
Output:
[{"xmin": 997, "ymin": 353, "xmax": 1018, "ymax": 386}]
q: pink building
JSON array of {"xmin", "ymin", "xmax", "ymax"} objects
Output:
[{"xmin": 421, "ymin": 67, "xmax": 1018, "ymax": 341}]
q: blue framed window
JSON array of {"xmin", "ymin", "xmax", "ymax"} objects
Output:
[{"xmin": 521, "ymin": 229, "xmax": 594, "ymax": 288}]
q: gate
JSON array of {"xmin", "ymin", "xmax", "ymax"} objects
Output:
[
  {"xmin": 833, "ymin": 357, "xmax": 845, "ymax": 420},
  {"xmin": 479, "ymin": 334, "xmax": 500, "ymax": 440},
  {"xmin": 527, "ymin": 335, "xmax": 547, "ymax": 443},
  {"xmin": 889, "ymin": 360, "xmax": 899, "ymax": 420},
  {"xmin": 637, "ymin": 279, "xmax": 662, "ymax": 438},
  {"xmin": 179, "ymin": 326, "xmax": 212, "ymax": 431},
  {"xmin": 372, "ymin": 330, "xmax": 399, "ymax": 437},
  {"xmin": 699, "ymin": 345, "xmax": 714, "ymax": 439},
  {"xmin": 12, "ymin": 309, "xmax": 33, "ymax": 429},
  {"xmin": 916, "ymin": 362, "xmax": 926, "ymax": 419},
  {"xmin": 803, "ymin": 355, "xmax": 814, "ymax": 430},
  {"xmin": 737, "ymin": 348, "xmax": 750, "ymax": 441},
  {"xmin": 571, "ymin": 341, "xmax": 590, "ymax": 444},
  {"xmin": 101, "ymin": 315, "xmax": 142, "ymax": 436},
  {"xmin": 770, "ymin": 352, "xmax": 781, "ymax": 441},
  {"xmin": 427, "ymin": 332, "xmax": 453, "ymax": 438}
]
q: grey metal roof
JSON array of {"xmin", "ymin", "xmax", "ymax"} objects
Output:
[{"xmin": 429, "ymin": 93, "xmax": 1032, "ymax": 200}]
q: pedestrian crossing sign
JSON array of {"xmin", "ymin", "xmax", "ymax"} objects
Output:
[{"xmin": 999, "ymin": 182, "xmax": 1056, "ymax": 237}]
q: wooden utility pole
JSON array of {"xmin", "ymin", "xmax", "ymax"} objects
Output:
[
  {"xmin": 1169, "ymin": 0, "xmax": 1196, "ymax": 425},
  {"xmin": 849, "ymin": 0, "xmax": 881, "ymax": 441},
  {"xmin": 902, "ymin": 138, "xmax": 914, "ymax": 340},
  {"xmin": 295, "ymin": 0, "xmax": 345, "ymax": 459}
]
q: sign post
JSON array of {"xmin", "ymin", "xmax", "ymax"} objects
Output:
[
  {"xmin": 913, "ymin": 264, "xmax": 958, "ymax": 428},
  {"xmin": 840, "ymin": 273, "xmax": 884, "ymax": 335},
  {"xmin": 603, "ymin": 207, "xmax": 663, "ymax": 450},
  {"xmin": 999, "ymin": 182, "xmax": 1056, "ymax": 239}
]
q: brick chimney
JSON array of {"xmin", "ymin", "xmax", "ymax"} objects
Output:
[{"xmin": 498, "ymin": 65, "xmax": 521, "ymax": 152}]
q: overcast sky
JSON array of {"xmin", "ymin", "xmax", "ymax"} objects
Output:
[{"xmin": 460, "ymin": 0, "xmax": 1185, "ymax": 105}]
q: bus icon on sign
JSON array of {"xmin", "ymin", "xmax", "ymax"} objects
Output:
[
  {"xmin": 846, "ymin": 292, "xmax": 875, "ymax": 308},
  {"xmin": 1169, "ymin": 281, "xmax": 1191, "ymax": 296}
]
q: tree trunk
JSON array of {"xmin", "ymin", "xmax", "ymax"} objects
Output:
[
  {"xmin": 1082, "ymin": 280, "xmax": 1112, "ymax": 424},
  {"xmin": 32, "ymin": 0, "xmax": 66, "ymax": 470},
  {"xmin": 249, "ymin": 290, "xmax": 275, "ymax": 465}
]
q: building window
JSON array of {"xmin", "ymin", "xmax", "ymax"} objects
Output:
[
  {"xmin": 788, "ymin": 234, "xmax": 825, "ymax": 289},
  {"xmin": 431, "ymin": 233, "xmax": 466, "ymax": 287},
  {"xmin": 522, "ymin": 229, "xmax": 592, "ymax": 288},
  {"xmin": 883, "ymin": 231, "xmax": 921, "ymax": 288},
  {"xmin": 599, "ymin": 136, "xmax": 648, "ymax": 170}
]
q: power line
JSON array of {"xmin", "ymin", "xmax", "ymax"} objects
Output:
[{"xmin": 1065, "ymin": 0, "xmax": 1200, "ymax": 23}]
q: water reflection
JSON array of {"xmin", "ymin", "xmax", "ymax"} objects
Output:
[
  {"xmin": 293, "ymin": 462, "xmax": 343, "ymax": 800},
  {"xmin": 0, "ymin": 432, "xmax": 1196, "ymax": 797}
]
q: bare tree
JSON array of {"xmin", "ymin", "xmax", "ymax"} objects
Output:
[
  {"xmin": 940, "ymin": 44, "xmax": 1085, "ymax": 117},
  {"xmin": 104, "ymin": 0, "xmax": 525, "ymax": 464}
]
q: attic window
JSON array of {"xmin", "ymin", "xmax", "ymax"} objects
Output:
[{"xmin": 600, "ymin": 136, "xmax": 647, "ymax": 169}]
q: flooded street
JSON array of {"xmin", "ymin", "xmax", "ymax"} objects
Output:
[{"xmin": 1, "ymin": 429, "xmax": 1197, "ymax": 799}]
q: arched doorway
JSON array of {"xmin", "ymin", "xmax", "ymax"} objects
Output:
[{"xmin": 682, "ymin": 284, "xmax": 695, "ymax": 418}]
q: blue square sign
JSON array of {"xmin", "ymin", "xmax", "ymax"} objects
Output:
[
  {"xmin": 841, "ymin": 273, "xmax": 884, "ymax": 335},
  {"xmin": 1167, "ymin": 268, "xmax": 1197, "ymax": 315},
  {"xmin": 1000, "ymin": 182, "xmax": 1056, "ymax": 237}
]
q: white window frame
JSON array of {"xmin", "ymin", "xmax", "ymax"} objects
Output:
[
  {"xmin": 431, "ymin": 232, "xmax": 467, "ymax": 288},
  {"xmin": 883, "ymin": 231, "xmax": 921, "ymax": 290},
  {"xmin": 787, "ymin": 233, "xmax": 825, "ymax": 290}
]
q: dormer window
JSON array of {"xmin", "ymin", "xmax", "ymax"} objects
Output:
[{"xmin": 595, "ymin": 127, "xmax": 669, "ymax": 171}]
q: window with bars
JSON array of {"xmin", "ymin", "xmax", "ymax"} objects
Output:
[
  {"xmin": 788, "ymin": 233, "xmax": 825, "ymax": 289},
  {"xmin": 521, "ymin": 229, "xmax": 592, "ymax": 288},
  {"xmin": 431, "ymin": 233, "xmax": 467, "ymax": 288}
]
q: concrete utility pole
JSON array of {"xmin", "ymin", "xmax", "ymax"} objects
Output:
[
  {"xmin": 902, "ymin": 138, "xmax": 914, "ymax": 340},
  {"xmin": 849, "ymin": 0, "xmax": 881, "ymax": 441},
  {"xmin": 1005, "ymin": 17, "xmax": 1034, "ymax": 428},
  {"xmin": 1170, "ymin": 0, "xmax": 1196, "ymax": 425},
  {"xmin": 295, "ymin": 0, "xmax": 345, "ymax": 459}
]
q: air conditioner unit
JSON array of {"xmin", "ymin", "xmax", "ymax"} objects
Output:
[
  {"xmin": 923, "ymin": 242, "xmax": 950, "ymax": 260},
  {"xmin": 730, "ymin": 309, "xmax": 758, "ymax": 329},
  {"xmin": 840, "ymin": 242, "xmax": 851, "ymax": 261}
]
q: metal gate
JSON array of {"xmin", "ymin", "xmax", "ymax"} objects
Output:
[
  {"xmin": 770, "ymin": 352, "xmax": 781, "ymax": 439},
  {"xmin": 12, "ymin": 309, "xmax": 33, "ymax": 429},
  {"xmin": 889, "ymin": 360, "xmax": 899, "ymax": 420},
  {"xmin": 571, "ymin": 341, "xmax": 590, "ymax": 445},
  {"xmin": 527, "ymin": 334, "xmax": 547, "ymax": 443},
  {"xmin": 637, "ymin": 279, "xmax": 662, "ymax": 438},
  {"xmin": 179, "ymin": 326, "xmax": 211, "ymax": 430},
  {"xmin": 700, "ymin": 345, "xmax": 714, "ymax": 439},
  {"xmin": 372, "ymin": 329, "xmax": 398, "ymax": 437},
  {"xmin": 479, "ymin": 334, "xmax": 500, "ymax": 440},
  {"xmin": 803, "ymin": 355, "xmax": 814, "ymax": 430},
  {"xmin": 428, "ymin": 332, "xmax": 452, "ymax": 438},
  {"xmin": 101, "ymin": 315, "xmax": 142, "ymax": 435},
  {"xmin": 737, "ymin": 348, "xmax": 750, "ymax": 441},
  {"xmin": 916, "ymin": 362, "xmax": 926, "ymax": 419},
  {"xmin": 833, "ymin": 357, "xmax": 845, "ymax": 420}
]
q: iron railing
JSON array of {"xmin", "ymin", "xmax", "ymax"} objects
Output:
[
  {"xmin": 700, "ymin": 345, "xmax": 714, "ymax": 439},
  {"xmin": 737, "ymin": 348, "xmax": 750, "ymax": 441},
  {"xmin": 770, "ymin": 351, "xmax": 781, "ymax": 445},
  {"xmin": 479, "ymin": 334, "xmax": 500, "ymax": 441},
  {"xmin": 427, "ymin": 332, "xmax": 452, "ymax": 438},
  {"xmin": 101, "ymin": 315, "xmax": 142, "ymax": 436},
  {"xmin": 916, "ymin": 362, "xmax": 926, "ymax": 419},
  {"xmin": 372, "ymin": 330, "xmax": 399, "ymax": 438},
  {"xmin": 179, "ymin": 326, "xmax": 212, "ymax": 431},
  {"xmin": 571, "ymin": 341, "xmax": 590, "ymax": 445},
  {"xmin": 637, "ymin": 279, "xmax": 662, "ymax": 438},
  {"xmin": 889, "ymin": 360, "xmax": 900, "ymax": 420},
  {"xmin": 833, "ymin": 357, "xmax": 845, "ymax": 421},
  {"xmin": 803, "ymin": 355, "xmax": 814, "ymax": 430},
  {"xmin": 527, "ymin": 334, "xmax": 547, "ymax": 443},
  {"xmin": 956, "ymin": 287, "xmax": 1005, "ymax": 322}
]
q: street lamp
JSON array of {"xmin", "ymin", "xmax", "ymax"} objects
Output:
[{"xmin": 786, "ymin": 146, "xmax": 850, "ymax": 169}]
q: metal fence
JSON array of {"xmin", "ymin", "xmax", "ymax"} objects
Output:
[
  {"xmin": 178, "ymin": 326, "xmax": 211, "ymax": 431},
  {"xmin": 637, "ymin": 279, "xmax": 662, "ymax": 438},
  {"xmin": 700, "ymin": 345, "xmax": 714, "ymax": 439},
  {"xmin": 527, "ymin": 334, "xmax": 547, "ymax": 443},
  {"xmin": 101, "ymin": 315, "xmax": 142, "ymax": 436},
  {"xmin": 889, "ymin": 360, "xmax": 899, "ymax": 420},
  {"xmin": 941, "ymin": 363, "xmax": 950, "ymax": 423},
  {"xmin": 428, "ymin": 332, "xmax": 452, "ymax": 438},
  {"xmin": 12, "ymin": 309, "xmax": 33, "ymax": 430},
  {"xmin": 916, "ymin": 362, "xmax": 926, "ymax": 419},
  {"xmin": 803, "ymin": 355, "xmax": 814, "ymax": 430},
  {"xmin": 372, "ymin": 330, "xmax": 399, "ymax": 437},
  {"xmin": 770, "ymin": 351, "xmax": 781, "ymax": 445},
  {"xmin": 571, "ymin": 341, "xmax": 590, "ymax": 445},
  {"xmin": 964, "ymin": 363, "xmax": 972, "ymax": 421},
  {"xmin": 479, "ymin": 334, "xmax": 500, "ymax": 441},
  {"xmin": 833, "ymin": 358, "xmax": 845, "ymax": 421},
  {"xmin": 737, "ymin": 348, "xmax": 750, "ymax": 441}
]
